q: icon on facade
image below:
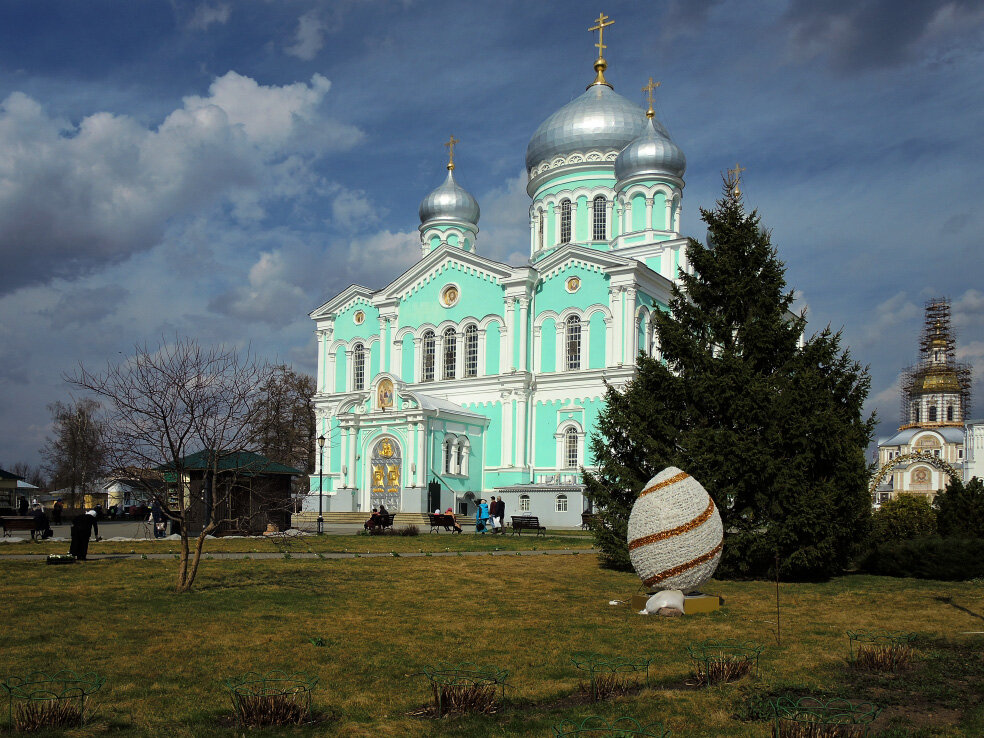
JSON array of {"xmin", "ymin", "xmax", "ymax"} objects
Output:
[
  {"xmin": 354, "ymin": 310, "xmax": 365, "ymax": 324},
  {"xmin": 441, "ymin": 285, "xmax": 459, "ymax": 307},
  {"xmin": 379, "ymin": 438, "xmax": 395, "ymax": 458},
  {"xmin": 377, "ymin": 378, "xmax": 394, "ymax": 410},
  {"xmin": 566, "ymin": 276, "xmax": 581, "ymax": 293}
]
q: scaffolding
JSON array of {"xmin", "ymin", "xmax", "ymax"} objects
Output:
[{"xmin": 899, "ymin": 298, "xmax": 972, "ymax": 429}]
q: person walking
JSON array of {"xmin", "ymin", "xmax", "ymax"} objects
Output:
[
  {"xmin": 476, "ymin": 498, "xmax": 490, "ymax": 534},
  {"xmin": 495, "ymin": 496, "xmax": 506, "ymax": 534},
  {"xmin": 150, "ymin": 499, "xmax": 166, "ymax": 539},
  {"xmin": 69, "ymin": 510, "xmax": 99, "ymax": 561},
  {"xmin": 17, "ymin": 496, "xmax": 28, "ymax": 516},
  {"xmin": 31, "ymin": 504, "xmax": 52, "ymax": 540},
  {"xmin": 52, "ymin": 499, "xmax": 63, "ymax": 525}
]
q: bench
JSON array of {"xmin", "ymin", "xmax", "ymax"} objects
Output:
[
  {"xmin": 581, "ymin": 512, "xmax": 597, "ymax": 530},
  {"xmin": 428, "ymin": 513, "xmax": 461, "ymax": 533},
  {"xmin": 366, "ymin": 513, "xmax": 396, "ymax": 532},
  {"xmin": 510, "ymin": 515, "xmax": 546, "ymax": 536},
  {"xmin": 1, "ymin": 516, "xmax": 40, "ymax": 539}
]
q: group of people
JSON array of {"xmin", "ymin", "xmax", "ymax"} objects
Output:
[
  {"xmin": 364, "ymin": 503, "xmax": 390, "ymax": 531},
  {"xmin": 475, "ymin": 495, "xmax": 506, "ymax": 534}
]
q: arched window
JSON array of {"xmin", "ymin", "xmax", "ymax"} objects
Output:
[
  {"xmin": 464, "ymin": 324, "xmax": 478, "ymax": 377},
  {"xmin": 556, "ymin": 493, "xmax": 568, "ymax": 512},
  {"xmin": 565, "ymin": 427, "xmax": 579, "ymax": 469},
  {"xmin": 422, "ymin": 330, "xmax": 435, "ymax": 382},
  {"xmin": 914, "ymin": 406, "xmax": 921, "ymax": 423},
  {"xmin": 947, "ymin": 405, "xmax": 954, "ymax": 422},
  {"xmin": 560, "ymin": 199, "xmax": 572, "ymax": 243},
  {"xmin": 566, "ymin": 315, "xmax": 581, "ymax": 370},
  {"xmin": 519, "ymin": 494, "xmax": 530, "ymax": 512},
  {"xmin": 929, "ymin": 405, "xmax": 938, "ymax": 422},
  {"xmin": 592, "ymin": 196, "xmax": 607, "ymax": 240},
  {"xmin": 456, "ymin": 441, "xmax": 466, "ymax": 476},
  {"xmin": 444, "ymin": 438, "xmax": 454, "ymax": 474},
  {"xmin": 352, "ymin": 343, "xmax": 365, "ymax": 390},
  {"xmin": 537, "ymin": 211, "xmax": 545, "ymax": 251},
  {"xmin": 443, "ymin": 327, "xmax": 457, "ymax": 380}
]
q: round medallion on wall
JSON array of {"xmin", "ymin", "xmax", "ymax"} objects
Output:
[
  {"xmin": 354, "ymin": 310, "xmax": 365, "ymax": 324},
  {"xmin": 441, "ymin": 284, "xmax": 460, "ymax": 308},
  {"xmin": 565, "ymin": 276, "xmax": 581, "ymax": 293}
]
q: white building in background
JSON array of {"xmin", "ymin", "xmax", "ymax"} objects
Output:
[
  {"xmin": 875, "ymin": 299, "xmax": 971, "ymax": 501},
  {"xmin": 964, "ymin": 419, "xmax": 984, "ymax": 482}
]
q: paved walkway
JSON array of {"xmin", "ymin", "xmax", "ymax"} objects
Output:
[{"xmin": 1, "ymin": 549, "xmax": 593, "ymax": 561}]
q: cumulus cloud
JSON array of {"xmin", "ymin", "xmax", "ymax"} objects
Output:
[
  {"xmin": 209, "ymin": 250, "xmax": 309, "ymax": 326},
  {"xmin": 783, "ymin": 0, "xmax": 984, "ymax": 72},
  {"xmin": 331, "ymin": 189, "xmax": 377, "ymax": 231},
  {"xmin": 953, "ymin": 288, "xmax": 984, "ymax": 328},
  {"xmin": 476, "ymin": 171, "xmax": 530, "ymax": 266},
  {"xmin": 286, "ymin": 10, "xmax": 327, "ymax": 60},
  {"xmin": 0, "ymin": 72, "xmax": 363, "ymax": 296},
  {"xmin": 187, "ymin": 3, "xmax": 231, "ymax": 30}
]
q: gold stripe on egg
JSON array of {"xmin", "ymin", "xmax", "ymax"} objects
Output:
[
  {"xmin": 627, "ymin": 497, "xmax": 716, "ymax": 551},
  {"xmin": 638, "ymin": 470, "xmax": 690, "ymax": 498},
  {"xmin": 643, "ymin": 541, "xmax": 724, "ymax": 587}
]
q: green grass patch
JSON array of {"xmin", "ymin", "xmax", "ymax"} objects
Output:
[{"xmin": 0, "ymin": 557, "xmax": 981, "ymax": 736}]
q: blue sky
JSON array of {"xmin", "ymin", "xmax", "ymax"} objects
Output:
[{"xmin": 1, "ymin": 0, "xmax": 983, "ymax": 469}]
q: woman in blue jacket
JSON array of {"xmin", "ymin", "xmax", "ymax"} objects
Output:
[{"xmin": 475, "ymin": 499, "xmax": 490, "ymax": 534}]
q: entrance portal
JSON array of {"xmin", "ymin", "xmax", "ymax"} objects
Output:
[{"xmin": 369, "ymin": 437, "xmax": 401, "ymax": 512}]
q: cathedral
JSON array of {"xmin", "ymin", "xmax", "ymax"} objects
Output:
[
  {"xmin": 307, "ymin": 16, "xmax": 691, "ymax": 526},
  {"xmin": 875, "ymin": 299, "xmax": 971, "ymax": 502}
]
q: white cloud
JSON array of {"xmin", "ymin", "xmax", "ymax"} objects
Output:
[
  {"xmin": 210, "ymin": 250, "xmax": 309, "ymax": 326},
  {"xmin": 331, "ymin": 189, "xmax": 377, "ymax": 231},
  {"xmin": 188, "ymin": 3, "xmax": 231, "ymax": 31},
  {"xmin": 286, "ymin": 11, "xmax": 327, "ymax": 61},
  {"xmin": 0, "ymin": 72, "xmax": 363, "ymax": 296},
  {"xmin": 476, "ymin": 170, "xmax": 530, "ymax": 265}
]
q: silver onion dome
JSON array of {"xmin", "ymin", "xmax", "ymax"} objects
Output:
[
  {"xmin": 614, "ymin": 116, "xmax": 686, "ymax": 181},
  {"xmin": 525, "ymin": 85, "xmax": 651, "ymax": 173},
  {"xmin": 418, "ymin": 169, "xmax": 480, "ymax": 226}
]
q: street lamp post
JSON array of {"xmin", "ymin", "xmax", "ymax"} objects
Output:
[{"xmin": 317, "ymin": 434, "xmax": 325, "ymax": 535}]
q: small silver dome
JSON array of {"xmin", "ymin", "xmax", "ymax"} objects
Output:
[
  {"xmin": 418, "ymin": 169, "xmax": 480, "ymax": 226},
  {"xmin": 526, "ymin": 85, "xmax": 650, "ymax": 173},
  {"xmin": 614, "ymin": 117, "xmax": 686, "ymax": 181}
]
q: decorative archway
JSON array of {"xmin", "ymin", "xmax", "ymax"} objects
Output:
[
  {"xmin": 868, "ymin": 451, "xmax": 960, "ymax": 496},
  {"xmin": 369, "ymin": 437, "xmax": 402, "ymax": 512}
]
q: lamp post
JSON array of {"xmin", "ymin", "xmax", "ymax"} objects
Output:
[{"xmin": 317, "ymin": 434, "xmax": 325, "ymax": 535}]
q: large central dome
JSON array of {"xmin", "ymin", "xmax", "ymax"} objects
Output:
[{"xmin": 525, "ymin": 84, "xmax": 649, "ymax": 174}]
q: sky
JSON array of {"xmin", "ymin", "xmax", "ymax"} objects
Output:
[{"xmin": 1, "ymin": 0, "xmax": 983, "ymax": 471}]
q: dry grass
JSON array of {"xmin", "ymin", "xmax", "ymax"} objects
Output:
[
  {"xmin": 773, "ymin": 723, "xmax": 867, "ymax": 738},
  {"xmin": 690, "ymin": 655, "xmax": 755, "ymax": 686},
  {"xmin": 851, "ymin": 643, "xmax": 914, "ymax": 672},
  {"xmin": 230, "ymin": 692, "xmax": 309, "ymax": 726},
  {"xmin": 11, "ymin": 700, "xmax": 85, "ymax": 731},
  {"xmin": 0, "ymin": 556, "xmax": 981, "ymax": 736}
]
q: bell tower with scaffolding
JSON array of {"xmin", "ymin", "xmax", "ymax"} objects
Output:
[{"xmin": 900, "ymin": 299, "xmax": 972, "ymax": 429}]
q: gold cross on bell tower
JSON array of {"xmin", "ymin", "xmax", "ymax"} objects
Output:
[
  {"xmin": 587, "ymin": 12, "xmax": 615, "ymax": 89},
  {"xmin": 444, "ymin": 135, "xmax": 459, "ymax": 171},
  {"xmin": 728, "ymin": 162, "xmax": 746, "ymax": 197},
  {"xmin": 642, "ymin": 76, "xmax": 661, "ymax": 118}
]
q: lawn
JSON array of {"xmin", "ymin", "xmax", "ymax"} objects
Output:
[
  {"xmin": 0, "ymin": 532, "xmax": 589, "ymax": 556},
  {"xmin": 0, "ymin": 555, "xmax": 981, "ymax": 737}
]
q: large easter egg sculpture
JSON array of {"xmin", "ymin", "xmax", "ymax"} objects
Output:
[{"xmin": 627, "ymin": 467, "xmax": 723, "ymax": 593}]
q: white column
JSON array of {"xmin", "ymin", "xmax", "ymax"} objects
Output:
[
  {"xmin": 478, "ymin": 328, "xmax": 487, "ymax": 377},
  {"xmin": 347, "ymin": 427, "xmax": 357, "ymax": 488},
  {"xmin": 378, "ymin": 318, "xmax": 388, "ymax": 373},
  {"xmin": 316, "ymin": 331, "xmax": 326, "ymax": 392},
  {"xmin": 532, "ymin": 324, "xmax": 541, "ymax": 373},
  {"xmin": 665, "ymin": 198, "xmax": 673, "ymax": 234},
  {"xmin": 417, "ymin": 422, "xmax": 427, "ymax": 485},
  {"xmin": 625, "ymin": 288, "xmax": 638, "ymax": 363},
  {"xmin": 326, "ymin": 348, "xmax": 337, "ymax": 394},
  {"xmin": 518, "ymin": 298, "xmax": 529, "ymax": 372},
  {"xmin": 504, "ymin": 298, "xmax": 515, "ymax": 371},
  {"xmin": 604, "ymin": 318, "xmax": 614, "ymax": 366},
  {"xmin": 646, "ymin": 197, "xmax": 654, "ymax": 231},
  {"xmin": 501, "ymin": 391, "xmax": 513, "ymax": 467},
  {"xmin": 392, "ymin": 334, "xmax": 403, "ymax": 379},
  {"xmin": 455, "ymin": 330, "xmax": 465, "ymax": 379},
  {"xmin": 516, "ymin": 394, "xmax": 528, "ymax": 469},
  {"xmin": 529, "ymin": 213, "xmax": 536, "ymax": 255},
  {"xmin": 435, "ymin": 334, "xmax": 445, "ymax": 380},
  {"xmin": 609, "ymin": 288, "xmax": 622, "ymax": 366}
]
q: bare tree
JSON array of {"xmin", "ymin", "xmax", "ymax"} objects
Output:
[
  {"xmin": 8, "ymin": 462, "xmax": 47, "ymax": 490},
  {"xmin": 71, "ymin": 337, "xmax": 273, "ymax": 593},
  {"xmin": 40, "ymin": 398, "xmax": 106, "ymax": 509},
  {"xmin": 250, "ymin": 365, "xmax": 315, "ymax": 509}
]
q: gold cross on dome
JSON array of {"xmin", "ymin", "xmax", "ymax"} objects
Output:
[
  {"xmin": 589, "ymin": 12, "xmax": 614, "ymax": 58},
  {"xmin": 444, "ymin": 135, "xmax": 459, "ymax": 171},
  {"xmin": 642, "ymin": 77, "xmax": 661, "ymax": 114},
  {"xmin": 728, "ymin": 162, "xmax": 746, "ymax": 196}
]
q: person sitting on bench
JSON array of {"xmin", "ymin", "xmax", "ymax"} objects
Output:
[
  {"xmin": 364, "ymin": 507, "xmax": 382, "ymax": 531},
  {"xmin": 444, "ymin": 507, "xmax": 463, "ymax": 533},
  {"xmin": 32, "ymin": 504, "xmax": 53, "ymax": 540}
]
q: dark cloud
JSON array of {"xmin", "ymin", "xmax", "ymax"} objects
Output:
[
  {"xmin": 43, "ymin": 286, "xmax": 130, "ymax": 328},
  {"xmin": 783, "ymin": 0, "xmax": 984, "ymax": 72}
]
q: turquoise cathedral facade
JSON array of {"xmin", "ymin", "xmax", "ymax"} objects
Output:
[{"xmin": 308, "ymin": 40, "xmax": 690, "ymax": 526}]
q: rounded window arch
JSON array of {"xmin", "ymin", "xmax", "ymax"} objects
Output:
[
  {"xmin": 537, "ymin": 209, "xmax": 545, "ymax": 251},
  {"xmin": 564, "ymin": 426, "xmax": 579, "ymax": 469},
  {"xmin": 443, "ymin": 326, "xmax": 457, "ymax": 380},
  {"xmin": 592, "ymin": 195, "xmax": 607, "ymax": 240},
  {"xmin": 929, "ymin": 405, "xmax": 938, "ymax": 422},
  {"xmin": 947, "ymin": 405, "xmax": 954, "ymax": 422},
  {"xmin": 421, "ymin": 330, "xmax": 436, "ymax": 382},
  {"xmin": 464, "ymin": 324, "xmax": 479, "ymax": 377},
  {"xmin": 352, "ymin": 343, "xmax": 365, "ymax": 390},
  {"xmin": 565, "ymin": 315, "xmax": 582, "ymax": 370},
  {"xmin": 519, "ymin": 494, "xmax": 531, "ymax": 513},
  {"xmin": 560, "ymin": 199, "xmax": 572, "ymax": 244},
  {"xmin": 556, "ymin": 493, "xmax": 568, "ymax": 513}
]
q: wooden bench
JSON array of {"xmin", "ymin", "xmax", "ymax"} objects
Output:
[
  {"xmin": 366, "ymin": 513, "xmax": 396, "ymax": 532},
  {"xmin": 510, "ymin": 515, "xmax": 546, "ymax": 536},
  {"xmin": 581, "ymin": 512, "xmax": 597, "ymax": 530},
  {"xmin": 1, "ymin": 516, "xmax": 39, "ymax": 539},
  {"xmin": 428, "ymin": 513, "xmax": 461, "ymax": 533}
]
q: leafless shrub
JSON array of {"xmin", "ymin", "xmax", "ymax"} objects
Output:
[
  {"xmin": 691, "ymin": 655, "xmax": 755, "ymax": 686},
  {"xmin": 852, "ymin": 644, "xmax": 913, "ymax": 672},
  {"xmin": 13, "ymin": 700, "xmax": 84, "ymax": 731}
]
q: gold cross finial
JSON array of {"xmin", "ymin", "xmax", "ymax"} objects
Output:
[
  {"xmin": 728, "ymin": 162, "xmax": 746, "ymax": 197},
  {"xmin": 444, "ymin": 135, "xmax": 459, "ymax": 171},
  {"xmin": 642, "ymin": 77, "xmax": 661, "ymax": 118},
  {"xmin": 587, "ymin": 13, "xmax": 615, "ymax": 89}
]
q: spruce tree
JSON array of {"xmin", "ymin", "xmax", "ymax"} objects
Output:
[
  {"xmin": 934, "ymin": 477, "xmax": 984, "ymax": 538},
  {"xmin": 584, "ymin": 175, "xmax": 875, "ymax": 579}
]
